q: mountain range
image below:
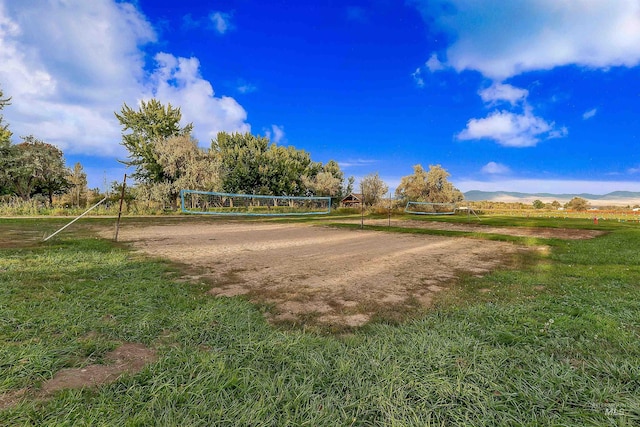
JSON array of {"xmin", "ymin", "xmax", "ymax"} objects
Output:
[{"xmin": 464, "ymin": 191, "xmax": 640, "ymax": 206}]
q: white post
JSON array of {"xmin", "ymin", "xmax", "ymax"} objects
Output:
[{"xmin": 43, "ymin": 197, "xmax": 108, "ymax": 242}]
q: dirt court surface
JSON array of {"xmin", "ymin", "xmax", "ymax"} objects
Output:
[
  {"xmin": 116, "ymin": 221, "xmax": 535, "ymax": 327},
  {"xmin": 337, "ymin": 218, "xmax": 605, "ymax": 240}
]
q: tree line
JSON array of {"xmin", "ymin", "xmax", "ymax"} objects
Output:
[{"xmin": 0, "ymin": 85, "xmax": 464, "ymax": 212}]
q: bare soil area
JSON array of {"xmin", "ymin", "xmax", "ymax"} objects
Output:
[
  {"xmin": 0, "ymin": 342, "xmax": 156, "ymax": 410},
  {"xmin": 337, "ymin": 218, "xmax": 605, "ymax": 239},
  {"xmin": 115, "ymin": 221, "xmax": 529, "ymax": 327}
]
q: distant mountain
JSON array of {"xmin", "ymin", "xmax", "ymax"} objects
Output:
[{"xmin": 464, "ymin": 190, "xmax": 640, "ymax": 204}]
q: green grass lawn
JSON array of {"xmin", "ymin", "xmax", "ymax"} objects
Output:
[{"xmin": 0, "ymin": 216, "xmax": 639, "ymax": 426}]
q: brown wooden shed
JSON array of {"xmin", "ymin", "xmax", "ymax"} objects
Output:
[{"xmin": 341, "ymin": 193, "xmax": 363, "ymax": 207}]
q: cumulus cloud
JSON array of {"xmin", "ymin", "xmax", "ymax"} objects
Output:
[
  {"xmin": 0, "ymin": 0, "xmax": 249, "ymax": 156},
  {"xmin": 479, "ymin": 83, "xmax": 528, "ymax": 106},
  {"xmin": 0, "ymin": 0, "xmax": 155, "ymax": 156},
  {"xmin": 481, "ymin": 162, "xmax": 510, "ymax": 174},
  {"xmin": 264, "ymin": 124, "xmax": 285, "ymax": 144},
  {"xmin": 411, "ymin": 0, "xmax": 640, "ymax": 80},
  {"xmin": 146, "ymin": 53, "xmax": 250, "ymax": 142},
  {"xmin": 411, "ymin": 68, "xmax": 425, "ymax": 87},
  {"xmin": 210, "ymin": 11, "xmax": 233, "ymax": 34},
  {"xmin": 457, "ymin": 107, "xmax": 566, "ymax": 147},
  {"xmin": 582, "ymin": 108, "xmax": 598, "ymax": 120},
  {"xmin": 236, "ymin": 80, "xmax": 257, "ymax": 94},
  {"xmin": 425, "ymin": 53, "xmax": 445, "ymax": 72}
]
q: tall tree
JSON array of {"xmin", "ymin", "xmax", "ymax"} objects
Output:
[
  {"xmin": 0, "ymin": 87, "xmax": 12, "ymax": 194},
  {"xmin": 155, "ymin": 135, "xmax": 221, "ymax": 193},
  {"xmin": 212, "ymin": 132, "xmax": 269, "ymax": 194},
  {"xmin": 360, "ymin": 172, "xmax": 389, "ymax": 207},
  {"xmin": 212, "ymin": 131, "xmax": 321, "ymax": 196},
  {"xmin": 0, "ymin": 86, "xmax": 11, "ymax": 145},
  {"xmin": 565, "ymin": 197, "xmax": 590, "ymax": 211},
  {"xmin": 311, "ymin": 160, "xmax": 345, "ymax": 200},
  {"xmin": 395, "ymin": 164, "xmax": 464, "ymax": 204},
  {"xmin": 8, "ymin": 136, "xmax": 70, "ymax": 204},
  {"xmin": 68, "ymin": 162, "xmax": 88, "ymax": 207},
  {"xmin": 115, "ymin": 99, "xmax": 193, "ymax": 183}
]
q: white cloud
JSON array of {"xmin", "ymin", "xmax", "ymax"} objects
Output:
[
  {"xmin": 264, "ymin": 124, "xmax": 285, "ymax": 144},
  {"xmin": 210, "ymin": 11, "xmax": 233, "ymax": 34},
  {"xmin": 338, "ymin": 159, "xmax": 378, "ymax": 169},
  {"xmin": 0, "ymin": 0, "xmax": 155, "ymax": 156},
  {"xmin": 479, "ymin": 83, "xmax": 528, "ymax": 106},
  {"xmin": 425, "ymin": 53, "xmax": 445, "ymax": 72},
  {"xmin": 0, "ymin": 1, "xmax": 249, "ymax": 156},
  {"xmin": 628, "ymin": 166, "xmax": 640, "ymax": 174},
  {"xmin": 411, "ymin": 0, "xmax": 640, "ymax": 80},
  {"xmin": 237, "ymin": 80, "xmax": 257, "ymax": 94},
  {"xmin": 582, "ymin": 108, "xmax": 598, "ymax": 120},
  {"xmin": 411, "ymin": 68, "xmax": 425, "ymax": 87},
  {"xmin": 146, "ymin": 53, "xmax": 250, "ymax": 143},
  {"xmin": 481, "ymin": 162, "xmax": 510, "ymax": 174},
  {"xmin": 457, "ymin": 107, "xmax": 566, "ymax": 147}
]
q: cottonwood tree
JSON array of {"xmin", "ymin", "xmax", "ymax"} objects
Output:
[
  {"xmin": 565, "ymin": 197, "xmax": 590, "ymax": 211},
  {"xmin": 212, "ymin": 131, "xmax": 323, "ymax": 196},
  {"xmin": 0, "ymin": 86, "xmax": 11, "ymax": 145},
  {"xmin": 115, "ymin": 99, "xmax": 193, "ymax": 183},
  {"xmin": 360, "ymin": 172, "xmax": 388, "ymax": 207},
  {"xmin": 212, "ymin": 132, "xmax": 270, "ymax": 194},
  {"xmin": 395, "ymin": 164, "xmax": 463, "ymax": 204},
  {"xmin": 155, "ymin": 135, "xmax": 221, "ymax": 192},
  {"xmin": 8, "ymin": 135, "xmax": 70, "ymax": 205},
  {"xmin": 0, "ymin": 87, "xmax": 12, "ymax": 194},
  {"xmin": 67, "ymin": 162, "xmax": 88, "ymax": 207},
  {"xmin": 532, "ymin": 199, "xmax": 545, "ymax": 209}
]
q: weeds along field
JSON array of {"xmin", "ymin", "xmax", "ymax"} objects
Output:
[{"xmin": 0, "ymin": 215, "xmax": 639, "ymax": 425}]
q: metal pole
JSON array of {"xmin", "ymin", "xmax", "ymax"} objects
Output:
[
  {"xmin": 360, "ymin": 182, "xmax": 364, "ymax": 229},
  {"xmin": 388, "ymin": 190, "xmax": 391, "ymax": 227},
  {"xmin": 114, "ymin": 174, "xmax": 127, "ymax": 242}
]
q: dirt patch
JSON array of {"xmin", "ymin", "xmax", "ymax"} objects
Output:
[
  {"xmin": 112, "ymin": 221, "xmax": 528, "ymax": 327},
  {"xmin": 41, "ymin": 343, "xmax": 156, "ymax": 394},
  {"xmin": 346, "ymin": 218, "xmax": 605, "ymax": 239},
  {"xmin": 0, "ymin": 342, "xmax": 156, "ymax": 410}
]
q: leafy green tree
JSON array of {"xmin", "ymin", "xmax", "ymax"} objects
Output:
[
  {"xmin": 260, "ymin": 145, "xmax": 321, "ymax": 196},
  {"xmin": 68, "ymin": 162, "xmax": 88, "ymax": 207},
  {"xmin": 212, "ymin": 132, "xmax": 269, "ymax": 194},
  {"xmin": 306, "ymin": 171, "xmax": 342, "ymax": 197},
  {"xmin": 565, "ymin": 197, "xmax": 590, "ymax": 211},
  {"xmin": 344, "ymin": 176, "xmax": 355, "ymax": 197},
  {"xmin": 532, "ymin": 199, "xmax": 545, "ymax": 209},
  {"xmin": 7, "ymin": 135, "xmax": 70, "ymax": 205},
  {"xmin": 0, "ymin": 86, "xmax": 11, "ymax": 145},
  {"xmin": 361, "ymin": 172, "xmax": 388, "ymax": 207},
  {"xmin": 115, "ymin": 99, "xmax": 193, "ymax": 183},
  {"xmin": 0, "ymin": 87, "xmax": 12, "ymax": 195},
  {"xmin": 313, "ymin": 160, "xmax": 345, "ymax": 202},
  {"xmin": 212, "ymin": 131, "xmax": 321, "ymax": 196},
  {"xmin": 155, "ymin": 135, "xmax": 221, "ymax": 192},
  {"xmin": 551, "ymin": 200, "xmax": 561, "ymax": 210},
  {"xmin": 395, "ymin": 164, "xmax": 463, "ymax": 203}
]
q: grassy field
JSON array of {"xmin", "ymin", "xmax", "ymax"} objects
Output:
[{"xmin": 0, "ymin": 215, "xmax": 639, "ymax": 426}]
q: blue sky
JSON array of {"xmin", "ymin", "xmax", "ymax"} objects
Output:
[{"xmin": 1, "ymin": 0, "xmax": 640, "ymax": 194}]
